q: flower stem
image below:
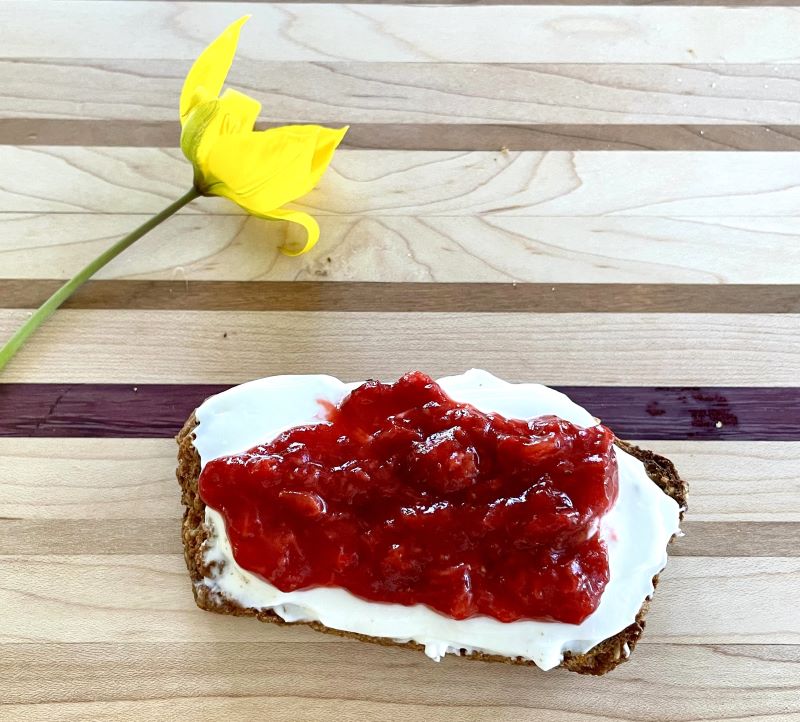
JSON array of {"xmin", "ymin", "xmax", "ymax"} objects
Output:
[{"xmin": 0, "ymin": 186, "xmax": 201, "ymax": 372}]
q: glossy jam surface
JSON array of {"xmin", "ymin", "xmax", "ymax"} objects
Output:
[{"xmin": 199, "ymin": 372, "xmax": 619, "ymax": 624}]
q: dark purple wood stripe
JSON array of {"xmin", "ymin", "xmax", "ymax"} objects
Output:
[
  {"xmin": 1, "ymin": 384, "xmax": 797, "ymax": 440},
  {"xmin": 5, "ymin": 280, "xmax": 800, "ymax": 313},
  {"xmin": 6, "ymin": 119, "xmax": 800, "ymax": 151}
]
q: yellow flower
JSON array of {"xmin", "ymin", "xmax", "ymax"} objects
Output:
[
  {"xmin": 1, "ymin": 15, "xmax": 350, "ymax": 372},
  {"xmin": 179, "ymin": 16, "xmax": 347, "ymax": 255}
]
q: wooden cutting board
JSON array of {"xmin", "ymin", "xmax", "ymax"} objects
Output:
[{"xmin": 1, "ymin": 2, "xmax": 799, "ymax": 720}]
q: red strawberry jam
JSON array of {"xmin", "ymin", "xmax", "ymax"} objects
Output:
[{"xmin": 199, "ymin": 372, "xmax": 619, "ymax": 624}]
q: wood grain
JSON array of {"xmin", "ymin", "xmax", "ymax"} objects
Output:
[
  {"xmin": 3, "ymin": 518, "xmax": 797, "ymax": 557},
  {"xmin": 655, "ymin": 440, "xmax": 800, "ymax": 522},
  {"xmin": 5, "ymin": 280, "xmax": 800, "ymax": 313},
  {"xmin": 0, "ymin": 439, "xmax": 181, "ymax": 520},
  {"xmin": 3, "ymin": 700, "xmax": 792, "ymax": 722},
  {"xmin": 1, "ymin": 643, "xmax": 797, "ymax": 722},
  {"xmin": 5, "ymin": 61, "xmax": 800, "ymax": 126},
  {"xmin": 5, "ymin": 214, "xmax": 800, "ymax": 284},
  {"xmin": 9, "ymin": 119, "xmax": 800, "ymax": 151},
  {"xmin": 5, "ymin": 3, "xmax": 800, "ymax": 63},
  {"xmin": 672, "ymin": 522, "xmax": 800, "ymax": 557},
  {"xmin": 1, "ymin": 310, "xmax": 797, "ymax": 385},
  {"xmin": 1, "ymin": 554, "xmax": 797, "ymax": 644},
  {"xmin": 4, "ymin": 439, "xmax": 796, "ymax": 522},
  {"xmin": 8, "ymin": 147, "xmax": 800, "ymax": 217}
]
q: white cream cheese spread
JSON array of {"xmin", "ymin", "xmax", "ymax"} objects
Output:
[{"xmin": 193, "ymin": 369, "xmax": 681, "ymax": 671}]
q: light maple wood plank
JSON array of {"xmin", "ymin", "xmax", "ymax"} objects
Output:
[
  {"xmin": 1, "ymin": 310, "xmax": 797, "ymax": 385},
  {"xmin": 6, "ymin": 148, "xmax": 800, "ymax": 217},
  {"xmin": 2, "ymin": 700, "xmax": 793, "ymax": 722},
  {"xmin": 4, "ymin": 519, "xmax": 798, "ymax": 558},
  {"xmin": 655, "ymin": 441, "xmax": 800, "ymax": 522},
  {"xmin": 1, "ymin": 643, "xmax": 798, "ymax": 722},
  {"xmin": 2, "ymin": 439, "xmax": 797, "ymax": 522},
  {"xmin": 1, "ymin": 554, "xmax": 797, "ymax": 644},
  {"xmin": 4, "ymin": 2, "xmax": 800, "ymax": 63},
  {"xmin": 5, "ymin": 60, "xmax": 800, "ymax": 125},
  {"xmin": 645, "ymin": 557, "xmax": 800, "ymax": 644},
  {"xmin": 0, "ymin": 439, "xmax": 181, "ymax": 520},
  {"xmin": 4, "ymin": 214, "xmax": 800, "ymax": 284}
]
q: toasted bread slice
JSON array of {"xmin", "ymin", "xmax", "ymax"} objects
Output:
[{"xmin": 177, "ymin": 412, "xmax": 686, "ymax": 675}]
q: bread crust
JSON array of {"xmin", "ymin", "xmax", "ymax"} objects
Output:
[{"xmin": 177, "ymin": 413, "xmax": 687, "ymax": 675}]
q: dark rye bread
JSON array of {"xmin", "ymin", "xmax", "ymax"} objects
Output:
[{"xmin": 177, "ymin": 413, "xmax": 687, "ymax": 675}]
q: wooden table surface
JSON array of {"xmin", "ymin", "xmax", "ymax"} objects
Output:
[{"xmin": 2, "ymin": 2, "xmax": 800, "ymax": 720}]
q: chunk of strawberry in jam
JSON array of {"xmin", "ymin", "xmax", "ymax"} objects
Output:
[{"xmin": 199, "ymin": 372, "xmax": 619, "ymax": 624}]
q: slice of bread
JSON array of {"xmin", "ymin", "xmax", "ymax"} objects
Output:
[{"xmin": 177, "ymin": 412, "xmax": 687, "ymax": 675}]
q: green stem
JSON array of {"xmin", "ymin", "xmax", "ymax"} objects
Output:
[{"xmin": 0, "ymin": 186, "xmax": 200, "ymax": 372}]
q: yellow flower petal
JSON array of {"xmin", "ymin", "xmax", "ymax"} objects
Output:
[
  {"xmin": 181, "ymin": 91, "xmax": 264, "ymax": 192},
  {"xmin": 179, "ymin": 15, "xmax": 250, "ymax": 126},
  {"xmin": 180, "ymin": 97, "xmax": 220, "ymax": 170},
  {"xmin": 219, "ymin": 88, "xmax": 261, "ymax": 135},
  {"xmin": 310, "ymin": 125, "xmax": 350, "ymax": 178},
  {"xmin": 204, "ymin": 125, "xmax": 347, "ymax": 212},
  {"xmin": 262, "ymin": 208, "xmax": 321, "ymax": 256}
]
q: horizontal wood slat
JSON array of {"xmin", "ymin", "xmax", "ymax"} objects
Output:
[
  {"xmin": 1, "ymin": 310, "xmax": 797, "ymax": 385},
  {"xmin": 1, "ymin": 554, "xmax": 798, "ymax": 644},
  {"xmin": 4, "ymin": 280, "xmax": 800, "ymax": 313},
  {"xmin": 1, "ymin": 642, "xmax": 797, "ymax": 722},
  {"xmin": 4, "ymin": 3, "xmax": 800, "ymax": 63},
  {"xmin": 2, "ymin": 518, "xmax": 796, "ymax": 557},
  {"xmin": 5, "ymin": 61, "xmax": 800, "ymax": 126},
  {"xmin": 8, "ymin": 119, "xmax": 800, "ymax": 151},
  {"xmin": 0, "ymin": 439, "xmax": 181, "ymax": 520},
  {"xmin": 8, "ymin": 148, "xmax": 800, "ymax": 217},
  {"xmin": 4, "ymin": 439, "xmax": 796, "ymax": 522},
  {"xmin": 1, "ymin": 382, "xmax": 798, "ymax": 439},
  {"xmin": 5, "ymin": 214, "xmax": 800, "ymax": 285}
]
